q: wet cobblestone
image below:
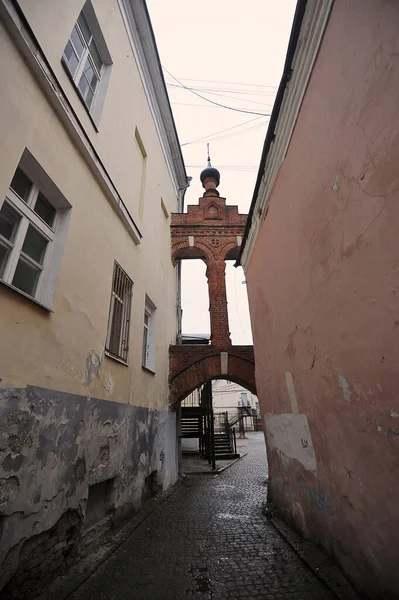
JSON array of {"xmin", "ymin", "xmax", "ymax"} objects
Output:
[{"xmin": 69, "ymin": 433, "xmax": 338, "ymax": 600}]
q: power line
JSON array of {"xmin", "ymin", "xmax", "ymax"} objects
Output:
[
  {"xmin": 204, "ymin": 120, "xmax": 268, "ymax": 144},
  {"xmin": 181, "ymin": 116, "xmax": 262, "ymax": 146},
  {"xmin": 165, "ymin": 76, "xmax": 278, "ymax": 89},
  {"xmin": 168, "ymin": 83, "xmax": 277, "ymax": 98},
  {"xmin": 168, "ymin": 84, "xmax": 274, "ymax": 108},
  {"xmin": 136, "ymin": 27, "xmax": 271, "ymax": 116},
  {"xmin": 182, "ymin": 119, "xmax": 268, "ymax": 146},
  {"xmin": 186, "ymin": 165, "xmax": 257, "ymax": 172},
  {"xmin": 171, "ymin": 102, "xmax": 267, "ymax": 111},
  {"xmin": 163, "ymin": 67, "xmax": 271, "ymax": 116}
]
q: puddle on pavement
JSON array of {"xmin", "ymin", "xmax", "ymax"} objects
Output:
[
  {"xmin": 189, "ymin": 566, "xmax": 212, "ymax": 594},
  {"xmin": 215, "ymin": 512, "xmax": 250, "ymax": 520}
]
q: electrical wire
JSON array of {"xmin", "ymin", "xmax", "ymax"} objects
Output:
[
  {"xmin": 182, "ymin": 119, "xmax": 268, "ymax": 147},
  {"xmin": 171, "ymin": 102, "xmax": 267, "ymax": 111},
  {"xmin": 167, "ymin": 83, "xmax": 277, "ymax": 97},
  {"xmin": 181, "ymin": 116, "xmax": 262, "ymax": 147},
  {"xmin": 163, "ymin": 67, "xmax": 271, "ymax": 116},
  {"xmin": 136, "ymin": 27, "xmax": 272, "ymax": 116},
  {"xmin": 168, "ymin": 84, "xmax": 275, "ymax": 107},
  {"xmin": 186, "ymin": 165, "xmax": 257, "ymax": 172},
  {"xmin": 165, "ymin": 76, "xmax": 278, "ymax": 89}
]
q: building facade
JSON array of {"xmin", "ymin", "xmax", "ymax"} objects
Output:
[
  {"xmin": 238, "ymin": 1, "xmax": 399, "ymax": 598},
  {"xmin": 0, "ymin": 0, "xmax": 187, "ymax": 593}
]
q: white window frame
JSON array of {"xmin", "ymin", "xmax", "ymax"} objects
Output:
[
  {"xmin": 0, "ymin": 149, "xmax": 71, "ymax": 309},
  {"xmin": 62, "ymin": 1, "xmax": 112, "ymax": 126},
  {"xmin": 105, "ymin": 262, "xmax": 133, "ymax": 364},
  {"xmin": 142, "ymin": 295, "xmax": 157, "ymax": 373}
]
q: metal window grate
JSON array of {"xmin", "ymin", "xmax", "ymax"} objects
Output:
[{"xmin": 106, "ymin": 262, "xmax": 133, "ymax": 363}]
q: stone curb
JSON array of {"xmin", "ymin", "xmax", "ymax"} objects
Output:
[
  {"xmin": 35, "ymin": 482, "xmax": 182, "ymax": 600},
  {"xmin": 216, "ymin": 451, "xmax": 248, "ymax": 473},
  {"xmin": 270, "ymin": 515, "xmax": 362, "ymax": 600},
  {"xmin": 183, "ymin": 452, "xmax": 248, "ymax": 476}
]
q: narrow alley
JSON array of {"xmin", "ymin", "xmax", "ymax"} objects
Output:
[
  {"xmin": 1, "ymin": 1, "xmax": 398, "ymax": 598},
  {"xmin": 50, "ymin": 434, "xmax": 355, "ymax": 600}
]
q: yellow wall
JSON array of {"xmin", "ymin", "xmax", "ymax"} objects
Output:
[
  {"xmin": 0, "ymin": 8, "xmax": 179, "ymax": 411},
  {"xmin": 17, "ymin": 0, "xmax": 176, "ymax": 229}
]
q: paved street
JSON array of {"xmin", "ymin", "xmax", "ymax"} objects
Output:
[{"xmin": 69, "ymin": 433, "xmax": 337, "ymax": 600}]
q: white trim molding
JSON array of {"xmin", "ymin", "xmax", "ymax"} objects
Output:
[
  {"xmin": 240, "ymin": 0, "xmax": 333, "ymax": 271},
  {"xmin": 117, "ymin": 0, "xmax": 188, "ymax": 197}
]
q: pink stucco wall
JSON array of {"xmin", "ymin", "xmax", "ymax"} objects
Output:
[{"xmin": 246, "ymin": 1, "xmax": 399, "ymax": 598}]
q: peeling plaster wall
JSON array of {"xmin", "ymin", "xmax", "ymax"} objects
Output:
[
  {"xmin": 0, "ymin": 386, "xmax": 178, "ymax": 592},
  {"xmin": 0, "ymin": 4, "xmax": 181, "ymax": 595},
  {"xmin": 245, "ymin": 1, "xmax": 399, "ymax": 598}
]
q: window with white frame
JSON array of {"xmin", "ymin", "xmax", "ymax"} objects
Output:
[
  {"xmin": 142, "ymin": 295, "xmax": 157, "ymax": 372},
  {"xmin": 0, "ymin": 150, "xmax": 71, "ymax": 308},
  {"xmin": 62, "ymin": 2, "xmax": 112, "ymax": 120},
  {"xmin": 105, "ymin": 262, "xmax": 133, "ymax": 364}
]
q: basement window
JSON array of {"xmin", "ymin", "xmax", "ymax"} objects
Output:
[
  {"xmin": 105, "ymin": 262, "xmax": 133, "ymax": 364},
  {"xmin": 83, "ymin": 479, "xmax": 114, "ymax": 531}
]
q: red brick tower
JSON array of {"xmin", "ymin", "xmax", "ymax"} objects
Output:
[{"xmin": 169, "ymin": 163, "xmax": 255, "ymax": 403}]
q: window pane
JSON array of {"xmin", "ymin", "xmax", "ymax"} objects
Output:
[
  {"xmin": 12, "ymin": 258, "xmax": 40, "ymax": 296},
  {"xmin": 64, "ymin": 41, "xmax": 79, "ymax": 76},
  {"xmin": 70, "ymin": 25, "xmax": 85, "ymax": 58},
  {"xmin": 85, "ymin": 87, "xmax": 94, "ymax": 108},
  {"xmin": 0, "ymin": 243, "xmax": 10, "ymax": 277},
  {"xmin": 89, "ymin": 39, "xmax": 102, "ymax": 72},
  {"xmin": 21, "ymin": 225, "xmax": 48, "ymax": 265},
  {"xmin": 78, "ymin": 72, "xmax": 89, "ymax": 96},
  {"xmin": 89, "ymin": 68, "xmax": 99, "ymax": 91},
  {"xmin": 109, "ymin": 300, "xmax": 123, "ymax": 356},
  {"xmin": 142, "ymin": 326, "xmax": 148, "ymax": 366},
  {"xmin": 34, "ymin": 192, "xmax": 56, "ymax": 227},
  {"xmin": 83, "ymin": 60, "xmax": 94, "ymax": 85},
  {"xmin": 10, "ymin": 168, "xmax": 32, "ymax": 202},
  {"xmin": 0, "ymin": 202, "xmax": 21, "ymax": 241},
  {"xmin": 78, "ymin": 12, "xmax": 91, "ymax": 43}
]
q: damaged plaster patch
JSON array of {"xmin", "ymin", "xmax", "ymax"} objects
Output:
[
  {"xmin": 85, "ymin": 352, "xmax": 101, "ymax": 387},
  {"xmin": 285, "ymin": 372, "xmax": 299, "ymax": 414},
  {"xmin": 332, "ymin": 173, "xmax": 341, "ymax": 191},
  {"xmin": 265, "ymin": 413, "xmax": 317, "ymax": 472},
  {"xmin": 338, "ymin": 374, "xmax": 352, "ymax": 403},
  {"xmin": 0, "ymin": 476, "xmax": 19, "ymax": 507}
]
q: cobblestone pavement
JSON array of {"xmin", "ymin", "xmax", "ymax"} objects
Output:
[{"xmin": 69, "ymin": 433, "xmax": 337, "ymax": 600}]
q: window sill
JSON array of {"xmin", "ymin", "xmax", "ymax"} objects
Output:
[
  {"xmin": 104, "ymin": 350, "xmax": 129, "ymax": 366},
  {"xmin": 142, "ymin": 365, "xmax": 156, "ymax": 376},
  {"xmin": 0, "ymin": 279, "xmax": 53, "ymax": 312}
]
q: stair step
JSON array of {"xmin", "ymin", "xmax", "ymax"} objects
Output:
[{"xmin": 215, "ymin": 453, "xmax": 240, "ymax": 460}]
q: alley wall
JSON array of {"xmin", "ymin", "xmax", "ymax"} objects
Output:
[
  {"xmin": 244, "ymin": 0, "xmax": 399, "ymax": 598},
  {"xmin": 0, "ymin": 0, "xmax": 185, "ymax": 594}
]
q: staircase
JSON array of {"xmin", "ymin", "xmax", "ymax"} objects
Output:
[
  {"xmin": 181, "ymin": 404, "xmax": 239, "ymax": 463},
  {"xmin": 214, "ymin": 430, "xmax": 239, "ymax": 460},
  {"xmin": 181, "ymin": 416, "xmax": 202, "ymax": 439},
  {"xmin": 228, "ymin": 405, "xmax": 252, "ymax": 428}
]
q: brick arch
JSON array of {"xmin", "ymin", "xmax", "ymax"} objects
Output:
[
  {"xmin": 169, "ymin": 346, "xmax": 256, "ymax": 405},
  {"xmin": 171, "ymin": 241, "xmax": 213, "ymax": 265},
  {"xmin": 217, "ymin": 239, "xmax": 240, "ymax": 260}
]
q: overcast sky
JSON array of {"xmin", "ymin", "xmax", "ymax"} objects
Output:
[{"xmin": 147, "ymin": 0, "xmax": 297, "ymax": 344}]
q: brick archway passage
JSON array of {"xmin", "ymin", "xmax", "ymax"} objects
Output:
[
  {"xmin": 170, "ymin": 165, "xmax": 255, "ymax": 404},
  {"xmin": 169, "ymin": 345, "xmax": 256, "ymax": 406}
]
